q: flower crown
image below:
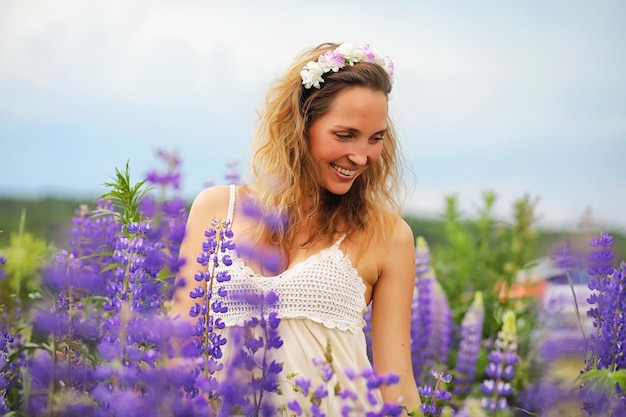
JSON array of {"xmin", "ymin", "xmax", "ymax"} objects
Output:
[{"xmin": 300, "ymin": 43, "xmax": 394, "ymax": 89}]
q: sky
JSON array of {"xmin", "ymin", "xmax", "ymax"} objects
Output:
[{"xmin": 1, "ymin": 0, "xmax": 625, "ymax": 231}]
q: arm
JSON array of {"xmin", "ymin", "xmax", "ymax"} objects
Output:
[
  {"xmin": 169, "ymin": 185, "xmax": 231, "ymax": 323},
  {"xmin": 370, "ymin": 217, "xmax": 421, "ymax": 414}
]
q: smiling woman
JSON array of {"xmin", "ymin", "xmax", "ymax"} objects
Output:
[{"xmin": 171, "ymin": 42, "xmax": 421, "ymax": 415}]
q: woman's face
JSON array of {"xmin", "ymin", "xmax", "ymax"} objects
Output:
[{"xmin": 308, "ymin": 86, "xmax": 388, "ymax": 195}]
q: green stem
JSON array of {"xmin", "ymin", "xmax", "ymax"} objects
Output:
[
  {"xmin": 15, "ymin": 209, "xmax": 26, "ymax": 299},
  {"xmin": 48, "ymin": 337, "xmax": 57, "ymax": 416},
  {"xmin": 564, "ymin": 269, "xmax": 586, "ymax": 341}
]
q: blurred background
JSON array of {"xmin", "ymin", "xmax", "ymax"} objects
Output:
[{"xmin": 1, "ymin": 0, "xmax": 625, "ymax": 232}]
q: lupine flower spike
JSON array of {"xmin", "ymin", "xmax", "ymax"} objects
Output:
[
  {"xmin": 480, "ymin": 310, "xmax": 519, "ymax": 413},
  {"xmin": 411, "ymin": 237, "xmax": 452, "ymax": 383},
  {"xmin": 578, "ymin": 232, "xmax": 626, "ymax": 416},
  {"xmin": 454, "ymin": 291, "xmax": 485, "ymax": 397},
  {"xmin": 187, "ymin": 218, "xmax": 235, "ymax": 392}
]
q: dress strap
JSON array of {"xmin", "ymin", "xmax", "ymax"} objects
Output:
[{"xmin": 227, "ymin": 184, "xmax": 236, "ymax": 223}]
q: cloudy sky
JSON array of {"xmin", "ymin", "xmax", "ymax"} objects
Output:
[{"xmin": 1, "ymin": 0, "xmax": 625, "ymax": 231}]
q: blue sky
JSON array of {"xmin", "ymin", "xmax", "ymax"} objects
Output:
[{"xmin": 1, "ymin": 1, "xmax": 625, "ymax": 231}]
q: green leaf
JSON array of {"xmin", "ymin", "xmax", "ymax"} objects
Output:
[
  {"xmin": 95, "ymin": 161, "xmax": 153, "ymax": 226},
  {"xmin": 8, "ymin": 342, "xmax": 53, "ymax": 362},
  {"xmin": 577, "ymin": 369, "xmax": 626, "ymax": 395}
]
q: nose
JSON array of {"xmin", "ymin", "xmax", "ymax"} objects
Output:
[{"xmin": 347, "ymin": 140, "xmax": 369, "ymax": 166}]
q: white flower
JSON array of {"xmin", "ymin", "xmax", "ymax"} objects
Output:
[
  {"xmin": 383, "ymin": 56, "xmax": 395, "ymax": 79},
  {"xmin": 335, "ymin": 43, "xmax": 355, "ymax": 58},
  {"xmin": 300, "ymin": 61, "xmax": 324, "ymax": 89},
  {"xmin": 358, "ymin": 44, "xmax": 376, "ymax": 63},
  {"xmin": 335, "ymin": 43, "xmax": 364, "ymax": 65},
  {"xmin": 318, "ymin": 51, "xmax": 346, "ymax": 73},
  {"xmin": 373, "ymin": 54, "xmax": 386, "ymax": 67}
]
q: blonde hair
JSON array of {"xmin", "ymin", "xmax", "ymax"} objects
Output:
[{"xmin": 248, "ymin": 42, "xmax": 404, "ymax": 253}]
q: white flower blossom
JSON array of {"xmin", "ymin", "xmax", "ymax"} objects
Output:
[
  {"xmin": 300, "ymin": 61, "xmax": 324, "ymax": 89},
  {"xmin": 358, "ymin": 44, "xmax": 376, "ymax": 63},
  {"xmin": 383, "ymin": 56, "xmax": 395, "ymax": 79},
  {"xmin": 335, "ymin": 43, "xmax": 356, "ymax": 60},
  {"xmin": 317, "ymin": 51, "xmax": 345, "ymax": 73}
]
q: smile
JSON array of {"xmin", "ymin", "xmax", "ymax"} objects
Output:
[{"xmin": 331, "ymin": 163, "xmax": 357, "ymax": 177}]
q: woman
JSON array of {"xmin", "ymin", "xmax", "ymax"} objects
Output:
[{"xmin": 172, "ymin": 42, "xmax": 421, "ymax": 415}]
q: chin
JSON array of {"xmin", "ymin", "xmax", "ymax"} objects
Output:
[
  {"xmin": 326, "ymin": 190, "xmax": 350, "ymax": 196},
  {"xmin": 323, "ymin": 183, "xmax": 354, "ymax": 196}
]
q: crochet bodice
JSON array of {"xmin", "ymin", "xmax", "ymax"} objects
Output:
[{"xmin": 213, "ymin": 185, "xmax": 367, "ymax": 334}]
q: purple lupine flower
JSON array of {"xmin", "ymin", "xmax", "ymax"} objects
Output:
[
  {"xmin": 418, "ymin": 370, "xmax": 454, "ymax": 416},
  {"xmin": 411, "ymin": 237, "xmax": 452, "ymax": 383},
  {"xmin": 0, "ymin": 255, "xmax": 6, "ymax": 281},
  {"xmin": 587, "ymin": 233, "xmax": 615, "ymax": 276},
  {"xmin": 312, "ymin": 357, "xmax": 335, "ymax": 383},
  {"xmin": 579, "ymin": 232, "xmax": 626, "ymax": 415},
  {"xmin": 223, "ymin": 160, "xmax": 242, "ymax": 184},
  {"xmin": 27, "ymin": 349, "xmax": 99, "ymax": 413},
  {"xmin": 241, "ymin": 196, "xmax": 288, "ymax": 229},
  {"xmin": 363, "ymin": 304, "xmax": 374, "ymax": 363},
  {"xmin": 551, "ymin": 239, "xmax": 588, "ymax": 271},
  {"xmin": 516, "ymin": 380, "xmax": 575, "ymax": 417},
  {"xmin": 431, "ymin": 281, "xmax": 453, "ymax": 365},
  {"xmin": 480, "ymin": 311, "xmax": 519, "ymax": 413},
  {"xmin": 1, "ymin": 315, "xmax": 25, "ymax": 414},
  {"xmin": 296, "ymin": 360, "xmax": 403, "ymax": 416},
  {"xmin": 313, "ymin": 383, "xmax": 329, "ymax": 401},
  {"xmin": 411, "ymin": 237, "xmax": 434, "ymax": 377},
  {"xmin": 454, "ymin": 291, "xmax": 485, "ymax": 396},
  {"xmin": 376, "ymin": 402, "xmax": 404, "ymax": 417},
  {"xmin": 68, "ymin": 199, "xmax": 120, "ymax": 258},
  {"xmin": 538, "ymin": 240, "xmax": 591, "ymax": 363},
  {"xmin": 585, "ymin": 234, "xmax": 621, "ymax": 372},
  {"xmin": 23, "ymin": 154, "xmax": 197, "ymax": 415},
  {"xmin": 288, "ymin": 399, "xmax": 303, "ymax": 415},
  {"xmin": 145, "ymin": 149, "xmax": 182, "ymax": 189},
  {"xmin": 216, "ymin": 290, "xmax": 283, "ymax": 416},
  {"xmin": 185, "ymin": 218, "xmax": 236, "ymax": 386},
  {"xmin": 295, "ymin": 376, "xmax": 311, "ymax": 397},
  {"xmin": 360, "ymin": 371, "xmax": 404, "ymax": 416}
]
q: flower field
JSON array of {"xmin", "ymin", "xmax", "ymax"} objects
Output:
[{"xmin": 1, "ymin": 152, "xmax": 624, "ymax": 416}]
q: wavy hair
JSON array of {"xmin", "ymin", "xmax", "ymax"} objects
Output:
[{"xmin": 248, "ymin": 42, "xmax": 405, "ymax": 253}]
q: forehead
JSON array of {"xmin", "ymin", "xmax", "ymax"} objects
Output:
[{"xmin": 323, "ymin": 87, "xmax": 388, "ymax": 130}]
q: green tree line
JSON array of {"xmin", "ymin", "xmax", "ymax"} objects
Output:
[{"xmin": 1, "ymin": 195, "xmax": 625, "ymax": 261}]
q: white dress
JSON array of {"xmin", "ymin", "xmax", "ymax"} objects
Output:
[{"xmin": 211, "ymin": 185, "xmax": 383, "ymax": 415}]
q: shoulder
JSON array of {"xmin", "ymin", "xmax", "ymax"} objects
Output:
[
  {"xmin": 376, "ymin": 214, "xmax": 415, "ymax": 273},
  {"xmin": 382, "ymin": 213, "xmax": 414, "ymax": 251},
  {"xmin": 191, "ymin": 184, "xmax": 232, "ymax": 206},
  {"xmin": 359, "ymin": 213, "xmax": 414, "ymax": 259},
  {"xmin": 356, "ymin": 212, "xmax": 414, "ymax": 284},
  {"xmin": 392, "ymin": 215, "xmax": 413, "ymax": 240},
  {"xmin": 188, "ymin": 184, "xmax": 234, "ymax": 223}
]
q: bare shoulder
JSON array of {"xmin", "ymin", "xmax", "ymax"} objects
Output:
[
  {"xmin": 357, "ymin": 213, "xmax": 414, "ymax": 289},
  {"xmin": 188, "ymin": 184, "xmax": 232, "ymax": 221},
  {"xmin": 383, "ymin": 214, "xmax": 415, "ymax": 253}
]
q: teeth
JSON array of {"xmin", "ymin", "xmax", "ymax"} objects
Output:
[{"xmin": 332, "ymin": 164, "xmax": 357, "ymax": 176}]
